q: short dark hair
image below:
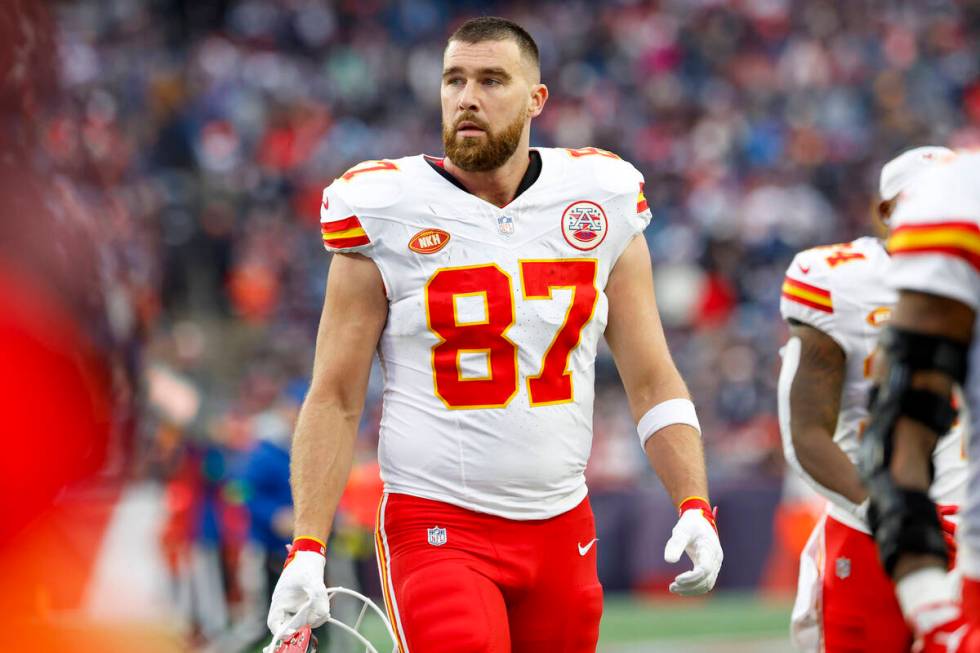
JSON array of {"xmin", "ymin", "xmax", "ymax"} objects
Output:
[{"xmin": 448, "ymin": 16, "xmax": 540, "ymax": 67}]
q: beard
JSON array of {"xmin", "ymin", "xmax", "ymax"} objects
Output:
[{"xmin": 443, "ymin": 110, "xmax": 526, "ymax": 172}]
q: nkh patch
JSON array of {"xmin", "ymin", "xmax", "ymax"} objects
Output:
[
  {"xmin": 835, "ymin": 557, "xmax": 851, "ymax": 580},
  {"xmin": 408, "ymin": 228, "xmax": 450, "ymax": 254},
  {"xmin": 427, "ymin": 526, "xmax": 447, "ymax": 547}
]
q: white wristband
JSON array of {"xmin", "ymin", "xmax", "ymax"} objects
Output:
[{"xmin": 637, "ymin": 398, "xmax": 701, "ymax": 447}]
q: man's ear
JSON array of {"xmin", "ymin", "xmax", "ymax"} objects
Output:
[
  {"xmin": 875, "ymin": 198, "xmax": 895, "ymax": 230},
  {"xmin": 529, "ymin": 83, "xmax": 548, "ymax": 118}
]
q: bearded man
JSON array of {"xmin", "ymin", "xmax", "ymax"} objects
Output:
[{"xmin": 266, "ymin": 16, "xmax": 723, "ymax": 653}]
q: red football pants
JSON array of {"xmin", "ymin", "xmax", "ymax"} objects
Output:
[
  {"xmin": 374, "ymin": 492, "xmax": 603, "ymax": 653},
  {"xmin": 961, "ymin": 576, "xmax": 980, "ymax": 653},
  {"xmin": 822, "ymin": 515, "xmax": 912, "ymax": 652}
]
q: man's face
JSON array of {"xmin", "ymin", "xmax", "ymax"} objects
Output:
[{"xmin": 441, "ymin": 39, "xmax": 541, "ymax": 172}]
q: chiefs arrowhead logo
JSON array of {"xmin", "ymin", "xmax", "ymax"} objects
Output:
[
  {"xmin": 866, "ymin": 306, "xmax": 892, "ymax": 327},
  {"xmin": 797, "ymin": 263, "xmax": 811, "ymax": 274},
  {"xmin": 409, "ymin": 228, "xmax": 450, "ymax": 254}
]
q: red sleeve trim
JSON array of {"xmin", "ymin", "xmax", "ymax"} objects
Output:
[
  {"xmin": 284, "ymin": 536, "xmax": 326, "ymax": 568},
  {"xmin": 890, "ymin": 245, "xmax": 980, "ymax": 273},
  {"xmin": 324, "ymin": 234, "xmax": 372, "ymax": 249},
  {"xmin": 320, "ymin": 215, "xmax": 363, "ymax": 235},
  {"xmin": 889, "ymin": 221, "xmax": 980, "ymax": 272},
  {"xmin": 637, "ymin": 182, "xmax": 649, "ymax": 213},
  {"xmin": 679, "ymin": 496, "xmax": 718, "ymax": 533},
  {"xmin": 781, "ymin": 291, "xmax": 834, "ymax": 314},
  {"xmin": 783, "ymin": 276, "xmax": 830, "ymax": 299}
]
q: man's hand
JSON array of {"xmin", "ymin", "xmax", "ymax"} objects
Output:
[
  {"xmin": 898, "ymin": 568, "xmax": 974, "ymax": 653},
  {"xmin": 267, "ymin": 549, "xmax": 331, "ymax": 642},
  {"xmin": 916, "ymin": 618, "xmax": 969, "ymax": 653},
  {"xmin": 908, "ymin": 602, "xmax": 967, "ymax": 653},
  {"xmin": 664, "ymin": 498, "xmax": 723, "ymax": 596}
]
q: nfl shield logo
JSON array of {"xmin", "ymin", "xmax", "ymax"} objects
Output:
[
  {"xmin": 497, "ymin": 215, "xmax": 515, "ymax": 235},
  {"xmin": 835, "ymin": 557, "xmax": 851, "ymax": 580},
  {"xmin": 427, "ymin": 526, "xmax": 447, "ymax": 547}
]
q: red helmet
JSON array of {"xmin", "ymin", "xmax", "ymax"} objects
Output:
[
  {"xmin": 274, "ymin": 625, "xmax": 317, "ymax": 653},
  {"xmin": 266, "ymin": 587, "xmax": 398, "ymax": 653}
]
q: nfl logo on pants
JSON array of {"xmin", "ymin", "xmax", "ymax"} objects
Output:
[{"xmin": 428, "ymin": 526, "xmax": 447, "ymax": 546}]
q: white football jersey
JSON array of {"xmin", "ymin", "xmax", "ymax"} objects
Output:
[
  {"xmin": 780, "ymin": 236, "xmax": 966, "ymax": 532},
  {"xmin": 319, "ymin": 147, "xmax": 651, "ymax": 519},
  {"xmin": 887, "ymin": 151, "xmax": 980, "ymax": 570}
]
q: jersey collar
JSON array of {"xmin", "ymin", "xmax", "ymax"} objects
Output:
[{"xmin": 423, "ymin": 150, "xmax": 542, "ymax": 207}]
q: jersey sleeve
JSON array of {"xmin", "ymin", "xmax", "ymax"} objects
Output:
[
  {"xmin": 583, "ymin": 149, "xmax": 652, "ymax": 237},
  {"xmin": 319, "ymin": 182, "xmax": 375, "ymax": 255},
  {"xmin": 780, "ymin": 249, "xmax": 840, "ymax": 346},
  {"xmin": 887, "ymin": 158, "xmax": 980, "ymax": 311},
  {"xmin": 635, "ymin": 178, "xmax": 653, "ymax": 230},
  {"xmin": 618, "ymin": 161, "xmax": 652, "ymax": 234}
]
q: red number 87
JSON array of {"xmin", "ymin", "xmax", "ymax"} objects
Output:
[{"xmin": 424, "ymin": 260, "xmax": 598, "ymax": 409}]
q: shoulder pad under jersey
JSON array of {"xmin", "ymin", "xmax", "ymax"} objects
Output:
[
  {"xmin": 780, "ymin": 243, "xmax": 841, "ymax": 335},
  {"xmin": 558, "ymin": 146, "xmax": 652, "ymax": 227}
]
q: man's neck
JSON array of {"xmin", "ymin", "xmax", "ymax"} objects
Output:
[{"xmin": 443, "ymin": 146, "xmax": 531, "ymax": 208}]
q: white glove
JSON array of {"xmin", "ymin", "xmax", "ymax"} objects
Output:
[
  {"xmin": 664, "ymin": 505, "xmax": 723, "ymax": 596},
  {"xmin": 267, "ymin": 550, "xmax": 331, "ymax": 640}
]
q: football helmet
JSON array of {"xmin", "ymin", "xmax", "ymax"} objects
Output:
[{"xmin": 267, "ymin": 586, "xmax": 398, "ymax": 653}]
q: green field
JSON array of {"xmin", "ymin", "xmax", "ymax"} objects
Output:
[
  {"xmin": 598, "ymin": 593, "xmax": 792, "ymax": 652},
  {"xmin": 285, "ymin": 592, "xmax": 794, "ymax": 653}
]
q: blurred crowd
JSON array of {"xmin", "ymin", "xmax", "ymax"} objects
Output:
[{"xmin": 13, "ymin": 0, "xmax": 980, "ymax": 648}]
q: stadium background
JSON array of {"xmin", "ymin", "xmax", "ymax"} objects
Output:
[{"xmin": 2, "ymin": 0, "xmax": 979, "ymax": 651}]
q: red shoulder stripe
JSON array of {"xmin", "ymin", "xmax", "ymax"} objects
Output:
[
  {"xmin": 637, "ymin": 182, "xmax": 648, "ymax": 213},
  {"xmin": 890, "ymin": 244, "xmax": 980, "ymax": 273},
  {"xmin": 783, "ymin": 276, "xmax": 830, "ymax": 298},
  {"xmin": 323, "ymin": 234, "xmax": 371, "ymax": 249},
  {"xmin": 782, "ymin": 291, "xmax": 833, "ymax": 314},
  {"xmin": 320, "ymin": 216, "xmax": 363, "ymax": 235}
]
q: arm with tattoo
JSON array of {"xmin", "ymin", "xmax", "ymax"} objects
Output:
[{"xmin": 780, "ymin": 321, "xmax": 868, "ymax": 507}]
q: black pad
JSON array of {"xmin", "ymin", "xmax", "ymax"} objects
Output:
[
  {"xmin": 903, "ymin": 389, "xmax": 959, "ymax": 436},
  {"xmin": 861, "ymin": 327, "xmax": 967, "ymax": 473},
  {"xmin": 880, "ymin": 327, "xmax": 969, "ymax": 385},
  {"xmin": 865, "ymin": 480, "xmax": 948, "ymax": 576},
  {"xmin": 859, "ymin": 326, "xmax": 969, "ymax": 577}
]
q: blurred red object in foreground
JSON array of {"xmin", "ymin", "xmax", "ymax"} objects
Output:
[
  {"xmin": 0, "ymin": 264, "xmax": 179, "ymax": 652},
  {"xmin": 0, "ymin": 0, "xmax": 179, "ymax": 648}
]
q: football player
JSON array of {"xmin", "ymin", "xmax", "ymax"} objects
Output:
[
  {"xmin": 778, "ymin": 147, "xmax": 966, "ymax": 652},
  {"xmin": 265, "ymin": 16, "xmax": 723, "ymax": 653},
  {"xmin": 859, "ymin": 148, "xmax": 980, "ymax": 652}
]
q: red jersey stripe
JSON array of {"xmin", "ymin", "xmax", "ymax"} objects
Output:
[
  {"xmin": 323, "ymin": 234, "xmax": 371, "ymax": 249},
  {"xmin": 321, "ymin": 215, "xmax": 363, "ymax": 234},
  {"xmin": 889, "ymin": 221, "xmax": 980, "ymax": 273},
  {"xmin": 782, "ymin": 291, "xmax": 834, "ymax": 314},
  {"xmin": 890, "ymin": 244, "xmax": 980, "ymax": 273},
  {"xmin": 783, "ymin": 276, "xmax": 831, "ymax": 298},
  {"xmin": 892, "ymin": 220, "xmax": 980, "ymax": 234},
  {"xmin": 637, "ymin": 182, "xmax": 648, "ymax": 213}
]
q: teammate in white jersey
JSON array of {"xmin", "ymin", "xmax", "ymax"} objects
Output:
[
  {"xmin": 265, "ymin": 17, "xmax": 723, "ymax": 653},
  {"xmin": 858, "ymin": 149, "xmax": 980, "ymax": 653},
  {"xmin": 779, "ymin": 147, "xmax": 966, "ymax": 652}
]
